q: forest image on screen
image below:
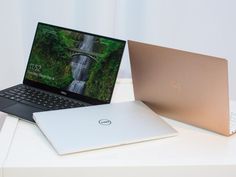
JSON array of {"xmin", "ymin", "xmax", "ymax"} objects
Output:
[{"xmin": 25, "ymin": 24, "xmax": 125, "ymax": 102}]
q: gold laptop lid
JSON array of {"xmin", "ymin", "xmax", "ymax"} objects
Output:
[{"xmin": 128, "ymin": 40, "xmax": 230, "ymax": 136}]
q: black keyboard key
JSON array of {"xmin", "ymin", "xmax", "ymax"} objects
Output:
[
  {"xmin": 15, "ymin": 98, "xmax": 21, "ymax": 102},
  {"xmin": 0, "ymin": 93, "xmax": 5, "ymax": 97}
]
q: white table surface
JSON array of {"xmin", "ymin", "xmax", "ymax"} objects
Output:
[
  {"xmin": 1, "ymin": 79, "xmax": 236, "ymax": 177},
  {"xmin": 0, "ymin": 116, "xmax": 18, "ymax": 177}
]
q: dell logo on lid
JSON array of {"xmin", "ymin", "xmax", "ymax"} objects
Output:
[{"xmin": 98, "ymin": 119, "xmax": 112, "ymax": 126}]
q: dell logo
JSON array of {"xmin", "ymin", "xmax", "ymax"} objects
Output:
[
  {"xmin": 98, "ymin": 119, "xmax": 112, "ymax": 126},
  {"xmin": 60, "ymin": 91, "xmax": 67, "ymax": 95}
]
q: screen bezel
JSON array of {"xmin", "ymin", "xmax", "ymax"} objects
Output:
[{"xmin": 23, "ymin": 22, "xmax": 126, "ymax": 105}]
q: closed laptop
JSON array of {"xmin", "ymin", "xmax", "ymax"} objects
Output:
[{"xmin": 33, "ymin": 101, "xmax": 177, "ymax": 155}]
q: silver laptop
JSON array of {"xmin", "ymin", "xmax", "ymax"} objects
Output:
[{"xmin": 33, "ymin": 101, "xmax": 177, "ymax": 155}]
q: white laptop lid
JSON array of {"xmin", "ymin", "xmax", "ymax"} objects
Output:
[{"xmin": 33, "ymin": 101, "xmax": 177, "ymax": 155}]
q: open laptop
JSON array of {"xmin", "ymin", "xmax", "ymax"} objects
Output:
[
  {"xmin": 0, "ymin": 22, "xmax": 126, "ymax": 122},
  {"xmin": 33, "ymin": 101, "xmax": 177, "ymax": 155},
  {"xmin": 128, "ymin": 40, "xmax": 236, "ymax": 136}
]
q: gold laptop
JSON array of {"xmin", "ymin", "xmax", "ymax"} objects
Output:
[{"xmin": 128, "ymin": 40, "xmax": 236, "ymax": 136}]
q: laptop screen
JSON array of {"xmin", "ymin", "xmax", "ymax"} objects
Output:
[{"xmin": 24, "ymin": 23, "xmax": 125, "ymax": 103}]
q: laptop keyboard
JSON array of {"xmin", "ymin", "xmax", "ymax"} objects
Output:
[{"xmin": 0, "ymin": 85, "xmax": 85, "ymax": 110}]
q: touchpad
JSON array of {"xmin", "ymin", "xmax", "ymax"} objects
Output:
[
  {"xmin": 0, "ymin": 97, "xmax": 16, "ymax": 109},
  {"xmin": 3, "ymin": 103, "xmax": 42, "ymax": 122}
]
